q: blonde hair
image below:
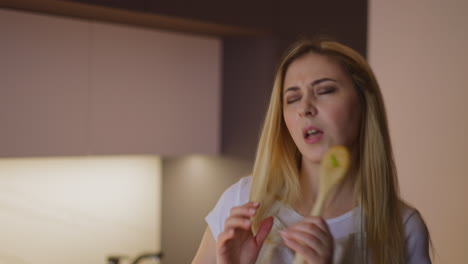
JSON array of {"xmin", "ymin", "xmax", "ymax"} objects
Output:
[{"xmin": 249, "ymin": 38, "xmax": 407, "ymax": 263}]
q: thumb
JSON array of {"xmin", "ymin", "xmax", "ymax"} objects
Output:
[{"xmin": 255, "ymin": 216, "xmax": 274, "ymax": 246}]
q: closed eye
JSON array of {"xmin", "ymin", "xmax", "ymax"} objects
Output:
[
  {"xmin": 317, "ymin": 88, "xmax": 336, "ymax": 95},
  {"xmin": 286, "ymin": 97, "xmax": 300, "ymax": 104}
]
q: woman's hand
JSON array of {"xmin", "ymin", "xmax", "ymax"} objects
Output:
[
  {"xmin": 216, "ymin": 202, "xmax": 274, "ymax": 264},
  {"xmin": 280, "ymin": 216, "xmax": 334, "ymax": 264}
]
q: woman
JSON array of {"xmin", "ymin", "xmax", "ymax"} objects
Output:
[{"xmin": 192, "ymin": 39, "xmax": 431, "ymax": 264}]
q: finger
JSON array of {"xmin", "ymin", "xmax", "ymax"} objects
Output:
[
  {"xmin": 224, "ymin": 216, "xmax": 252, "ymax": 231},
  {"xmin": 281, "ymin": 228, "xmax": 325, "ymax": 253},
  {"xmin": 298, "ymin": 216, "xmax": 333, "ymax": 246},
  {"xmin": 255, "ymin": 216, "xmax": 274, "ymax": 246},
  {"xmin": 287, "ymin": 222, "xmax": 330, "ymax": 247},
  {"xmin": 281, "ymin": 232, "xmax": 318, "ymax": 260},
  {"xmin": 229, "ymin": 202, "xmax": 259, "ymax": 218},
  {"xmin": 223, "ymin": 202, "xmax": 259, "ymax": 231},
  {"xmin": 217, "ymin": 229, "xmax": 235, "ymax": 248},
  {"xmin": 302, "ymin": 216, "xmax": 331, "ymax": 235}
]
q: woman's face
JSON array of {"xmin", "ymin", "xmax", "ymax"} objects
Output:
[{"xmin": 282, "ymin": 52, "xmax": 362, "ymax": 163}]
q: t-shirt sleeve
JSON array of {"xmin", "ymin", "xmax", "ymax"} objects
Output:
[
  {"xmin": 205, "ymin": 176, "xmax": 251, "ymax": 241},
  {"xmin": 404, "ymin": 209, "xmax": 432, "ymax": 264}
]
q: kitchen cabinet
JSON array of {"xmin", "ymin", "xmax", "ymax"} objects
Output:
[
  {"xmin": 89, "ymin": 22, "xmax": 221, "ymax": 156},
  {"xmin": 0, "ymin": 9, "xmax": 89, "ymax": 156},
  {"xmin": 0, "ymin": 9, "xmax": 221, "ymax": 157}
]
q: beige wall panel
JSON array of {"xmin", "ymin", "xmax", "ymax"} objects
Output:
[{"xmin": 368, "ymin": 1, "xmax": 468, "ymax": 262}]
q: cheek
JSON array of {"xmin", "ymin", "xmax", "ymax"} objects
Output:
[
  {"xmin": 283, "ymin": 112, "xmax": 293, "ymax": 135},
  {"xmin": 283, "ymin": 111, "xmax": 298, "ymax": 138},
  {"xmin": 326, "ymin": 102, "xmax": 361, "ymax": 144}
]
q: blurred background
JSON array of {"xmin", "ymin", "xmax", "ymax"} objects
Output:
[{"xmin": 0, "ymin": 0, "xmax": 466, "ymax": 263}]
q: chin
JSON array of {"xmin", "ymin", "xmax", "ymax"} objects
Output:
[{"xmin": 300, "ymin": 149, "xmax": 326, "ymax": 164}]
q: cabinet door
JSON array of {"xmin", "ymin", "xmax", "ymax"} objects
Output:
[
  {"xmin": 89, "ymin": 22, "xmax": 221, "ymax": 155},
  {"xmin": 0, "ymin": 9, "xmax": 89, "ymax": 157}
]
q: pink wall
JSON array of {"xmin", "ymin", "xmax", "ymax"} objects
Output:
[
  {"xmin": 0, "ymin": 9, "xmax": 221, "ymax": 157},
  {"xmin": 368, "ymin": 1, "xmax": 468, "ymax": 263}
]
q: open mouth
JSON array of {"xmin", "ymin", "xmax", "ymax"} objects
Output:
[
  {"xmin": 304, "ymin": 128, "xmax": 323, "ymax": 139},
  {"xmin": 302, "ymin": 126, "xmax": 324, "ymax": 144}
]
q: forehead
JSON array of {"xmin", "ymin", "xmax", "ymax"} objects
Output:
[{"xmin": 283, "ymin": 53, "xmax": 348, "ymax": 88}]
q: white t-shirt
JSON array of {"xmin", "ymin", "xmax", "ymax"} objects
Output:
[{"xmin": 206, "ymin": 176, "xmax": 431, "ymax": 264}]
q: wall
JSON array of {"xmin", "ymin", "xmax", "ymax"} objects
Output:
[
  {"xmin": 0, "ymin": 156, "xmax": 161, "ymax": 264},
  {"xmin": 161, "ymin": 156, "xmax": 252, "ymax": 264},
  {"xmin": 368, "ymin": 1, "xmax": 468, "ymax": 263},
  {"xmin": 0, "ymin": 8, "xmax": 221, "ymax": 157},
  {"xmin": 56, "ymin": 0, "xmax": 369, "ymax": 160},
  {"xmin": 1, "ymin": 1, "xmax": 369, "ymax": 161},
  {"xmin": 221, "ymin": 37, "xmax": 279, "ymax": 159}
]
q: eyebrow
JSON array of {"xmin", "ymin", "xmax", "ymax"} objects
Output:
[{"xmin": 283, "ymin": 78, "xmax": 337, "ymax": 95}]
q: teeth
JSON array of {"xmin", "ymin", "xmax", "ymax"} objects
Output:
[{"xmin": 306, "ymin": 129, "xmax": 318, "ymax": 136}]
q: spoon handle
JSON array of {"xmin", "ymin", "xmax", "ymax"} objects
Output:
[
  {"xmin": 292, "ymin": 191, "xmax": 328, "ymax": 264},
  {"xmin": 310, "ymin": 191, "xmax": 328, "ymax": 216},
  {"xmin": 292, "ymin": 145, "xmax": 350, "ymax": 264}
]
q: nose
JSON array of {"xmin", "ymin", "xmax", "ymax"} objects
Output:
[{"xmin": 298, "ymin": 100, "xmax": 317, "ymax": 117}]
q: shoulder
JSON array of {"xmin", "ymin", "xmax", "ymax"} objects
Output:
[
  {"xmin": 400, "ymin": 203, "xmax": 432, "ymax": 263},
  {"xmin": 217, "ymin": 176, "xmax": 252, "ymax": 206},
  {"xmin": 205, "ymin": 176, "xmax": 252, "ymax": 240},
  {"xmin": 401, "ymin": 203, "xmax": 429, "ymax": 238},
  {"xmin": 229, "ymin": 175, "xmax": 252, "ymax": 199}
]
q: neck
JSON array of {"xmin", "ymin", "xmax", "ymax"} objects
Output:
[
  {"xmin": 295, "ymin": 156, "xmax": 358, "ymax": 219},
  {"xmin": 299, "ymin": 159, "xmax": 321, "ymax": 204}
]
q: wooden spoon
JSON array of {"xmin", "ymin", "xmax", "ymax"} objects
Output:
[{"xmin": 293, "ymin": 145, "xmax": 350, "ymax": 264}]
